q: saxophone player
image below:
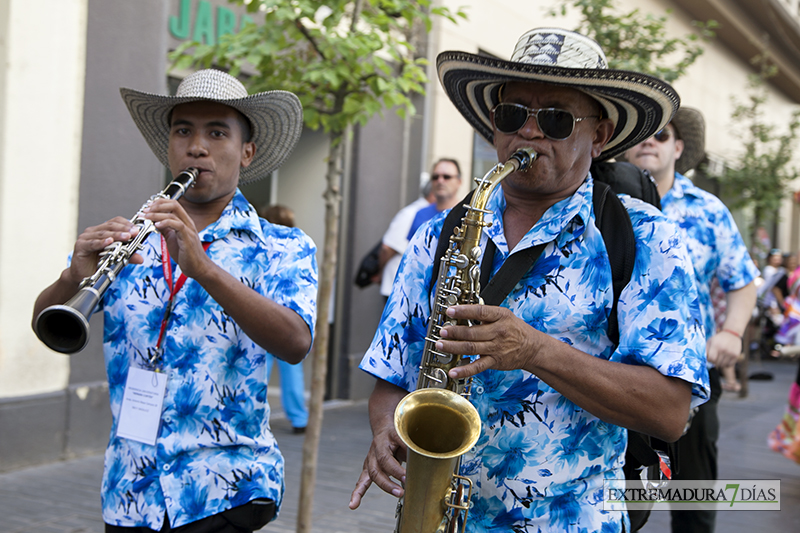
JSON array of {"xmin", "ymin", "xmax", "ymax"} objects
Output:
[
  {"xmin": 350, "ymin": 28, "xmax": 710, "ymax": 532},
  {"xmin": 32, "ymin": 70, "xmax": 318, "ymax": 532}
]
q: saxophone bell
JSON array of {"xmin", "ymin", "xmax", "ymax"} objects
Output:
[{"xmin": 394, "ymin": 388, "xmax": 481, "ymax": 533}]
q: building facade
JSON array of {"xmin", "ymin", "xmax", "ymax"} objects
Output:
[{"xmin": 1, "ymin": 0, "xmax": 799, "ymax": 471}]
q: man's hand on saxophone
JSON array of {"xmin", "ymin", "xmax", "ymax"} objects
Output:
[
  {"xmin": 437, "ymin": 304, "xmax": 542, "ymax": 378},
  {"xmin": 348, "ymin": 380, "xmax": 408, "ymax": 510},
  {"xmin": 437, "ymin": 302, "xmax": 693, "ymax": 443}
]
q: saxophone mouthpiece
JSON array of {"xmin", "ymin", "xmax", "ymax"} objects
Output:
[{"xmin": 510, "ymin": 148, "xmax": 538, "ymax": 171}]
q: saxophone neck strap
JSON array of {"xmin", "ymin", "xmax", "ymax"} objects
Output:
[
  {"xmin": 436, "ymin": 178, "xmax": 636, "ymax": 315},
  {"xmin": 435, "ymin": 191, "xmax": 544, "ymax": 307},
  {"xmin": 479, "ymin": 242, "xmax": 545, "ymax": 306}
]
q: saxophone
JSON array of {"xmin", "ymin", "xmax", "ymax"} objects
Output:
[
  {"xmin": 34, "ymin": 168, "xmax": 199, "ymax": 354},
  {"xmin": 393, "ymin": 148, "xmax": 537, "ymax": 533}
]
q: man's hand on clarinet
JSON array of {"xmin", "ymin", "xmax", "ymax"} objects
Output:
[{"xmin": 69, "ymin": 217, "xmax": 142, "ymax": 284}]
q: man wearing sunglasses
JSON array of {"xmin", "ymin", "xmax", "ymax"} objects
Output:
[
  {"xmin": 624, "ymin": 107, "xmax": 759, "ymax": 533},
  {"xmin": 406, "ymin": 158, "xmax": 463, "ymax": 240},
  {"xmin": 351, "ymin": 28, "xmax": 710, "ymax": 532}
]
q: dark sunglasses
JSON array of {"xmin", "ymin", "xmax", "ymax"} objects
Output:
[
  {"xmin": 491, "ymin": 103, "xmax": 600, "ymax": 140},
  {"xmin": 431, "ymin": 173, "xmax": 456, "ymax": 181},
  {"xmin": 652, "ymin": 129, "xmax": 673, "ymax": 142}
]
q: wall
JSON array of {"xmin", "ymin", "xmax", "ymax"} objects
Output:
[
  {"xmin": 0, "ymin": 0, "xmax": 171, "ymax": 472},
  {"xmin": 0, "ymin": 0, "xmax": 89, "ymax": 471},
  {"xmin": 0, "ymin": 0, "xmax": 88, "ymax": 398}
]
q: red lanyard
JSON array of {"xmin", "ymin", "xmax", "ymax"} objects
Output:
[{"xmin": 154, "ymin": 235, "xmax": 212, "ymax": 353}]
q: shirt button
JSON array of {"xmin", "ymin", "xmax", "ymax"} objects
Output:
[
  {"xmin": 164, "ymin": 416, "xmax": 172, "ymax": 423},
  {"xmin": 475, "ymin": 385, "xmax": 485, "ymax": 394},
  {"xmin": 163, "ymin": 464, "xmax": 170, "ymax": 471}
]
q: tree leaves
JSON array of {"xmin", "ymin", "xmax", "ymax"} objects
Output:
[
  {"xmin": 720, "ymin": 55, "xmax": 800, "ymax": 242},
  {"xmin": 551, "ymin": 0, "xmax": 716, "ymax": 82},
  {"xmin": 169, "ymin": 0, "xmax": 466, "ymax": 134}
]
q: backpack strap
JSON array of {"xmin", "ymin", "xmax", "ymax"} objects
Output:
[
  {"xmin": 590, "ymin": 161, "xmax": 661, "ymax": 210},
  {"xmin": 593, "ymin": 179, "xmax": 682, "ymax": 485},
  {"xmin": 592, "ymin": 180, "xmax": 637, "ymax": 345},
  {"xmin": 437, "ymin": 180, "xmax": 637, "ymax": 316}
]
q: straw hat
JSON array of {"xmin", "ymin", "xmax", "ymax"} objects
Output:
[
  {"xmin": 437, "ymin": 28, "xmax": 680, "ymax": 161},
  {"xmin": 671, "ymin": 107, "xmax": 706, "ymax": 175},
  {"xmin": 120, "ymin": 69, "xmax": 303, "ymax": 184}
]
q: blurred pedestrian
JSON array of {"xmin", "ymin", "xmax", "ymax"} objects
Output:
[
  {"xmin": 260, "ymin": 204, "xmax": 310, "ymax": 433},
  {"xmin": 374, "ymin": 180, "xmax": 434, "ymax": 298},
  {"xmin": 624, "ymin": 106, "xmax": 759, "ymax": 533},
  {"xmin": 405, "ymin": 158, "xmax": 462, "ymax": 239}
]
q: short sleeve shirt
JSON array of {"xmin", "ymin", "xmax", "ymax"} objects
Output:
[
  {"xmin": 381, "ymin": 197, "xmax": 431, "ymax": 296},
  {"xmin": 661, "ymin": 173, "xmax": 759, "ymax": 338},
  {"xmin": 360, "ymin": 177, "xmax": 709, "ymax": 533},
  {"xmin": 98, "ymin": 190, "xmax": 318, "ymax": 528},
  {"xmin": 407, "ymin": 203, "xmax": 441, "ymax": 240}
]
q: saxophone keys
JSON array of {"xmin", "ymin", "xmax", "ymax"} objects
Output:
[
  {"xmin": 424, "ymin": 367, "xmax": 448, "ymax": 387},
  {"xmin": 470, "ymin": 263, "xmax": 480, "ymax": 278},
  {"xmin": 453, "ymin": 254, "xmax": 469, "ymax": 269}
]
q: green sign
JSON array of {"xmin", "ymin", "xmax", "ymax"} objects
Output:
[{"xmin": 170, "ymin": 0, "xmax": 254, "ymax": 45}]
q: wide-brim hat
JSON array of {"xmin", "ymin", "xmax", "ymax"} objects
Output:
[
  {"xmin": 120, "ymin": 69, "xmax": 303, "ymax": 185},
  {"xmin": 671, "ymin": 107, "xmax": 706, "ymax": 174},
  {"xmin": 437, "ymin": 28, "xmax": 680, "ymax": 161}
]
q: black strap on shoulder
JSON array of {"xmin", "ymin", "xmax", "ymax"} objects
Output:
[
  {"xmin": 439, "ymin": 182, "xmax": 637, "ymax": 336},
  {"xmin": 592, "ymin": 180, "xmax": 637, "ymax": 345},
  {"xmin": 592, "ymin": 179, "xmax": 681, "ymax": 485},
  {"xmin": 434, "ymin": 191, "xmax": 544, "ymax": 307},
  {"xmin": 481, "ymin": 243, "xmax": 545, "ymax": 306},
  {"xmin": 590, "ymin": 161, "xmax": 661, "ymax": 210}
]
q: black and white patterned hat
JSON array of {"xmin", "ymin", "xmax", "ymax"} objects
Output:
[
  {"xmin": 120, "ymin": 69, "xmax": 303, "ymax": 184},
  {"xmin": 437, "ymin": 28, "xmax": 680, "ymax": 161}
]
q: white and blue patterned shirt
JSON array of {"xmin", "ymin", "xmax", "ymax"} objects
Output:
[
  {"xmin": 662, "ymin": 173, "xmax": 759, "ymax": 339},
  {"xmin": 360, "ymin": 177, "xmax": 709, "ymax": 532},
  {"xmin": 96, "ymin": 190, "xmax": 317, "ymax": 528}
]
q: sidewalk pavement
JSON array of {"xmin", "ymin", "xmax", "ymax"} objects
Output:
[{"xmin": 1, "ymin": 358, "xmax": 799, "ymax": 532}]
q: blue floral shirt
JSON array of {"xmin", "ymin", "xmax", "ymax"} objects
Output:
[
  {"xmin": 360, "ymin": 177, "xmax": 709, "ymax": 532},
  {"xmin": 662, "ymin": 173, "xmax": 759, "ymax": 339},
  {"xmin": 96, "ymin": 190, "xmax": 318, "ymax": 528}
]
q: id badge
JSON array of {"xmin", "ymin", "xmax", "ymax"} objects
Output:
[{"xmin": 116, "ymin": 367, "xmax": 168, "ymax": 446}]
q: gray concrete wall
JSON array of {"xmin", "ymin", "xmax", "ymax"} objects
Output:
[
  {"xmin": 1, "ymin": 0, "xmax": 170, "ymax": 472},
  {"xmin": 337, "ymin": 96, "xmax": 426, "ymax": 401}
]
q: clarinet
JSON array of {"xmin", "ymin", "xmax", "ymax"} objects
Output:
[{"xmin": 34, "ymin": 168, "xmax": 198, "ymax": 354}]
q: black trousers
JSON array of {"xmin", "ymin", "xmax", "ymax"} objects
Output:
[
  {"xmin": 105, "ymin": 499, "xmax": 276, "ymax": 533},
  {"xmin": 670, "ymin": 367, "xmax": 721, "ymax": 533}
]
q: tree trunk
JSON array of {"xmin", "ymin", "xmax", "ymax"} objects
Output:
[{"xmin": 296, "ymin": 131, "xmax": 344, "ymax": 533}]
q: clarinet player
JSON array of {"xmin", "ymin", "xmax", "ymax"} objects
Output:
[
  {"xmin": 350, "ymin": 27, "xmax": 710, "ymax": 532},
  {"xmin": 32, "ymin": 69, "xmax": 318, "ymax": 533}
]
